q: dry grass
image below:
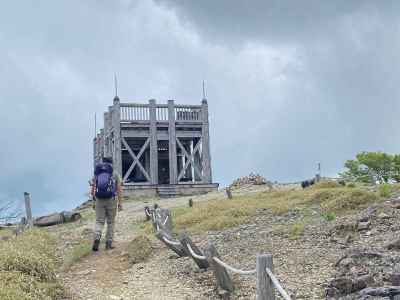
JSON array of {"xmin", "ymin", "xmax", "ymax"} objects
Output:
[
  {"xmin": 164, "ymin": 186, "xmax": 381, "ymax": 234},
  {"xmin": 127, "ymin": 235, "xmax": 152, "ymax": 264},
  {"xmin": 313, "ymin": 180, "xmax": 341, "ymax": 189},
  {"xmin": 61, "ymin": 240, "xmax": 92, "ymax": 271},
  {"xmin": 0, "ymin": 230, "xmax": 65, "ymax": 299}
]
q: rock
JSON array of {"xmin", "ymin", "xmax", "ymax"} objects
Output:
[
  {"xmin": 389, "ymin": 273, "xmax": 400, "ymax": 285},
  {"xmin": 335, "ymin": 222, "xmax": 357, "ymax": 233},
  {"xmin": 357, "ymin": 221, "xmax": 371, "ymax": 231},
  {"xmin": 327, "ymin": 275, "xmax": 374, "ymax": 297},
  {"xmin": 353, "ymin": 274, "xmax": 374, "ymax": 291},
  {"xmin": 377, "ymin": 212, "xmax": 391, "ymax": 220},
  {"xmin": 229, "ymin": 173, "xmax": 271, "ymax": 189},
  {"xmin": 386, "ymin": 239, "xmax": 400, "ymax": 250},
  {"xmin": 338, "ymin": 258, "xmax": 353, "ymax": 268},
  {"xmin": 345, "ymin": 234, "xmax": 354, "ymax": 244},
  {"xmin": 359, "ymin": 286, "xmax": 400, "ymax": 297}
]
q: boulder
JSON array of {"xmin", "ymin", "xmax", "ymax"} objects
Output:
[
  {"xmin": 326, "ymin": 275, "xmax": 373, "ymax": 297},
  {"xmin": 357, "ymin": 221, "xmax": 371, "ymax": 231}
]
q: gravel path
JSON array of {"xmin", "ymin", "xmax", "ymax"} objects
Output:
[{"xmin": 60, "ymin": 185, "xmax": 344, "ymax": 299}]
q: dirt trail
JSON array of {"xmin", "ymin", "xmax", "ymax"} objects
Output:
[{"xmin": 61, "ymin": 191, "xmax": 231, "ymax": 300}]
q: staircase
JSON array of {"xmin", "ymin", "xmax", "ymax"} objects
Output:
[{"xmin": 157, "ymin": 186, "xmax": 181, "ymax": 198}]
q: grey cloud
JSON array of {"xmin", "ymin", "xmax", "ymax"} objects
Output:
[{"xmin": 1, "ymin": 0, "xmax": 400, "ymax": 215}]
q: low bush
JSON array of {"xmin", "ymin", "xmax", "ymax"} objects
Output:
[
  {"xmin": 378, "ymin": 184, "xmax": 391, "ymax": 198},
  {"xmin": 322, "ymin": 211, "xmax": 336, "ymax": 221},
  {"xmin": 127, "ymin": 235, "xmax": 152, "ymax": 264},
  {"xmin": 0, "ymin": 230, "xmax": 65, "ymax": 300}
]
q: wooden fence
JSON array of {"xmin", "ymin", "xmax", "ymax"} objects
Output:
[{"xmin": 144, "ymin": 205, "xmax": 292, "ymax": 300}]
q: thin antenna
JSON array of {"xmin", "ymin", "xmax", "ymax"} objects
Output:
[
  {"xmin": 202, "ymin": 80, "xmax": 206, "ymax": 99},
  {"xmin": 114, "ymin": 73, "xmax": 118, "ymax": 97}
]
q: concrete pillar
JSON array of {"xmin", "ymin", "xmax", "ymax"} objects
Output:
[
  {"xmin": 201, "ymin": 99, "xmax": 212, "ymax": 183},
  {"xmin": 112, "ymin": 96, "xmax": 122, "ymax": 177},
  {"xmin": 149, "ymin": 99, "xmax": 158, "ymax": 184},
  {"xmin": 168, "ymin": 100, "xmax": 177, "ymax": 184}
]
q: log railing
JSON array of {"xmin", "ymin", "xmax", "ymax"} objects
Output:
[{"xmin": 144, "ymin": 205, "xmax": 292, "ymax": 300}]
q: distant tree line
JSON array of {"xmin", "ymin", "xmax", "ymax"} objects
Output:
[{"xmin": 340, "ymin": 151, "xmax": 400, "ymax": 184}]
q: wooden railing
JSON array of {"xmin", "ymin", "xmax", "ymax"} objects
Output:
[
  {"xmin": 156, "ymin": 105, "xmax": 168, "ymax": 121},
  {"xmin": 174, "ymin": 105, "xmax": 201, "ymax": 122},
  {"xmin": 119, "ymin": 103, "xmax": 203, "ymax": 122},
  {"xmin": 145, "ymin": 205, "xmax": 292, "ymax": 300},
  {"xmin": 120, "ymin": 104, "xmax": 150, "ymax": 121}
]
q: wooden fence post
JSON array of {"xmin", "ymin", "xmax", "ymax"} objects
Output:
[
  {"xmin": 24, "ymin": 192, "xmax": 33, "ymax": 228},
  {"xmin": 154, "ymin": 208, "xmax": 173, "ymax": 233},
  {"xmin": 155, "ymin": 230, "xmax": 187, "ymax": 257},
  {"xmin": 226, "ymin": 188, "xmax": 232, "ymax": 199},
  {"xmin": 257, "ymin": 254, "xmax": 275, "ymax": 300},
  {"xmin": 179, "ymin": 232, "xmax": 209, "ymax": 269},
  {"xmin": 204, "ymin": 243, "xmax": 234, "ymax": 294},
  {"xmin": 144, "ymin": 206, "xmax": 151, "ymax": 221}
]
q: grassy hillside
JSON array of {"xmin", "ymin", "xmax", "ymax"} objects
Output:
[{"xmin": 159, "ymin": 182, "xmax": 383, "ymax": 234}]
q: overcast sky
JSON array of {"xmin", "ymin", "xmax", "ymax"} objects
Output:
[{"xmin": 1, "ymin": 1, "xmax": 400, "ymax": 216}]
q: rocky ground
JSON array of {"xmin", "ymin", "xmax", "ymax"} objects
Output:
[{"xmin": 49, "ymin": 185, "xmax": 400, "ymax": 299}]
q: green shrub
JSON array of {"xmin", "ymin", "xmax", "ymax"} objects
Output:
[
  {"xmin": 322, "ymin": 211, "xmax": 336, "ymax": 221},
  {"xmin": 379, "ymin": 184, "xmax": 391, "ymax": 198},
  {"xmin": 347, "ymin": 183, "xmax": 356, "ymax": 188},
  {"xmin": 290, "ymin": 221, "xmax": 306, "ymax": 238}
]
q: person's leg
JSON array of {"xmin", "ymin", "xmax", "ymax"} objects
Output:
[
  {"xmin": 93, "ymin": 199, "xmax": 106, "ymax": 251},
  {"xmin": 105, "ymin": 198, "xmax": 117, "ymax": 249}
]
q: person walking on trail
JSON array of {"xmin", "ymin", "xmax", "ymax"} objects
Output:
[{"xmin": 91, "ymin": 157, "xmax": 122, "ymax": 251}]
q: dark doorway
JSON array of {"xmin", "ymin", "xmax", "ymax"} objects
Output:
[{"xmin": 158, "ymin": 141, "xmax": 170, "ymax": 184}]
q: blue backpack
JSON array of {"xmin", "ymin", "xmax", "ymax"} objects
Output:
[{"xmin": 94, "ymin": 162, "xmax": 116, "ymax": 199}]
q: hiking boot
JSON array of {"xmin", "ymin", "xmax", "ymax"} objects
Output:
[
  {"xmin": 92, "ymin": 239, "xmax": 100, "ymax": 252},
  {"xmin": 105, "ymin": 240, "xmax": 114, "ymax": 250}
]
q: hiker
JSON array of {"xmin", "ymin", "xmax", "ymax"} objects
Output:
[{"xmin": 91, "ymin": 157, "xmax": 122, "ymax": 251}]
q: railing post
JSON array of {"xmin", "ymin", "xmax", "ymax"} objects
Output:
[
  {"xmin": 149, "ymin": 99, "xmax": 158, "ymax": 184},
  {"xmin": 24, "ymin": 192, "xmax": 33, "ymax": 228},
  {"xmin": 179, "ymin": 232, "xmax": 209, "ymax": 269},
  {"xmin": 112, "ymin": 96, "xmax": 122, "ymax": 177},
  {"xmin": 204, "ymin": 243, "xmax": 234, "ymax": 294},
  {"xmin": 168, "ymin": 100, "xmax": 177, "ymax": 184},
  {"xmin": 257, "ymin": 254, "xmax": 275, "ymax": 300},
  {"xmin": 226, "ymin": 188, "xmax": 233, "ymax": 199},
  {"xmin": 201, "ymin": 99, "xmax": 212, "ymax": 183}
]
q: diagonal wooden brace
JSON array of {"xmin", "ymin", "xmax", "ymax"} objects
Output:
[
  {"xmin": 122, "ymin": 137, "xmax": 151, "ymax": 182},
  {"xmin": 176, "ymin": 138, "xmax": 203, "ymax": 181}
]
